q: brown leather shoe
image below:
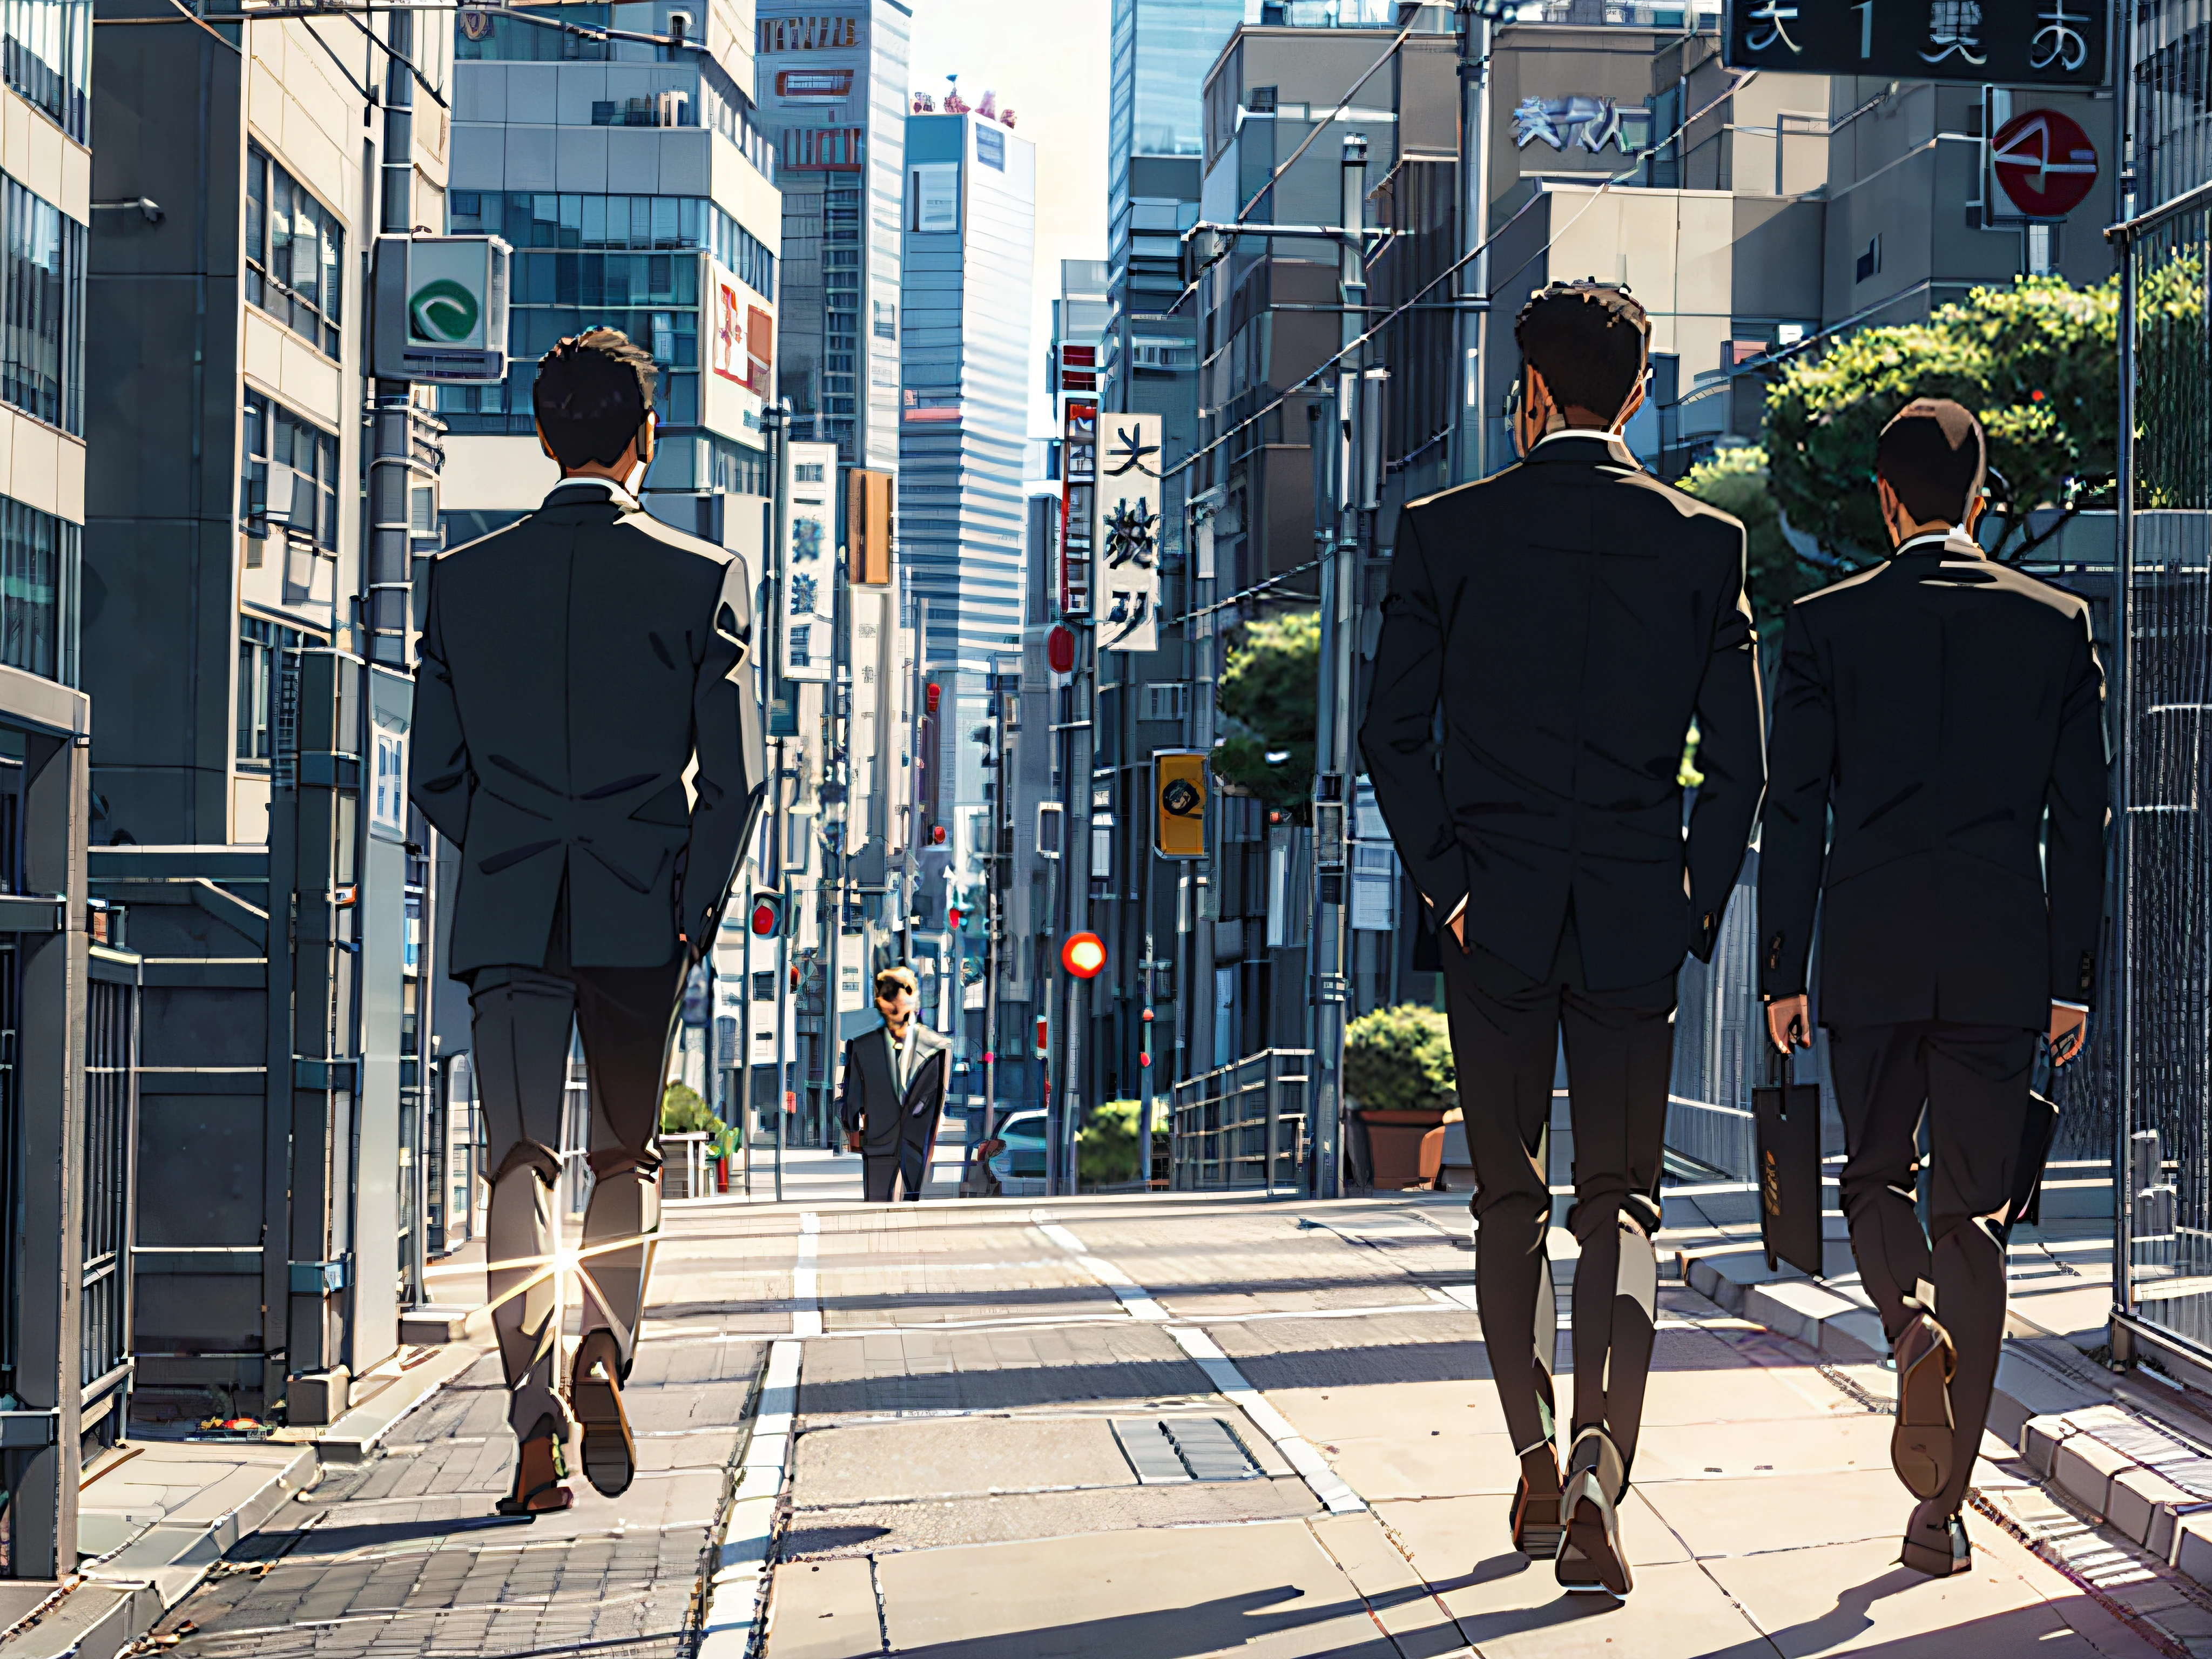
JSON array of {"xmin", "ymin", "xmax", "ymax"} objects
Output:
[
  {"xmin": 1555, "ymin": 1427, "xmax": 1631, "ymax": 1596},
  {"xmin": 1891, "ymin": 1311, "xmax": 1957, "ymax": 1501},
  {"xmin": 1900, "ymin": 1499, "xmax": 1971, "ymax": 1577},
  {"xmin": 1509, "ymin": 1469, "xmax": 1564, "ymax": 1559},
  {"xmin": 495, "ymin": 1415, "xmax": 575, "ymax": 1519},
  {"xmin": 571, "ymin": 1331, "xmax": 637, "ymax": 1498}
]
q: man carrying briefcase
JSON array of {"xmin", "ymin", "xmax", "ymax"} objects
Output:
[{"xmin": 1760, "ymin": 399, "xmax": 2107, "ymax": 1577}]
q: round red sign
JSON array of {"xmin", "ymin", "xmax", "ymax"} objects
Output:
[{"xmin": 1991, "ymin": 109, "xmax": 2098, "ymax": 220}]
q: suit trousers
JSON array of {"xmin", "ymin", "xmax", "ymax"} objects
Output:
[
  {"xmin": 1830, "ymin": 1022, "xmax": 2038, "ymax": 1516},
  {"xmin": 470, "ymin": 929, "xmax": 684, "ymax": 1439},
  {"xmin": 863, "ymin": 1152, "xmax": 900, "ymax": 1203},
  {"xmin": 1442, "ymin": 919, "xmax": 1675, "ymax": 1486}
]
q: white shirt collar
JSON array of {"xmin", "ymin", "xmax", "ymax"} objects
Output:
[
  {"xmin": 545, "ymin": 475, "xmax": 639, "ymax": 511},
  {"xmin": 1532, "ymin": 426, "xmax": 1624, "ymax": 450},
  {"xmin": 1896, "ymin": 527, "xmax": 1982, "ymax": 557}
]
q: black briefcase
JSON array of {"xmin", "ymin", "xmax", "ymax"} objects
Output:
[{"xmin": 1752, "ymin": 1055, "xmax": 1825, "ymax": 1279}]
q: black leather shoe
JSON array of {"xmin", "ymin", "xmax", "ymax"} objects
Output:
[
  {"xmin": 1556, "ymin": 1427, "xmax": 1632, "ymax": 1596},
  {"xmin": 1900, "ymin": 1500, "xmax": 1971, "ymax": 1577},
  {"xmin": 1892, "ymin": 1312, "xmax": 1957, "ymax": 1501}
]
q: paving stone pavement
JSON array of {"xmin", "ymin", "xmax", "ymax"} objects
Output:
[
  {"xmin": 137, "ymin": 1202, "xmax": 793, "ymax": 1659},
  {"xmin": 759, "ymin": 1192, "xmax": 2197, "ymax": 1659}
]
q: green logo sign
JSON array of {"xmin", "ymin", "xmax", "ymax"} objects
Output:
[{"xmin": 409, "ymin": 278, "xmax": 478, "ymax": 343}]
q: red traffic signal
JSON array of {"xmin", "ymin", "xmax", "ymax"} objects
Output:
[
  {"xmin": 925, "ymin": 682, "xmax": 942, "ymax": 714},
  {"xmin": 1047, "ymin": 624, "xmax": 1076, "ymax": 675},
  {"xmin": 1061, "ymin": 931, "xmax": 1107, "ymax": 979},
  {"xmin": 947, "ymin": 906, "xmax": 964, "ymax": 931},
  {"xmin": 1035, "ymin": 1015, "xmax": 1049, "ymax": 1055},
  {"xmin": 748, "ymin": 894, "xmax": 782, "ymax": 936}
]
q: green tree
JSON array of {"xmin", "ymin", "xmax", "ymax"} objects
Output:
[
  {"xmin": 1763, "ymin": 275, "xmax": 2119, "ymax": 564},
  {"xmin": 1344, "ymin": 1003, "xmax": 1456, "ymax": 1112},
  {"xmin": 660, "ymin": 1081, "xmax": 723, "ymax": 1137},
  {"xmin": 1210, "ymin": 609, "xmax": 1319, "ymax": 817},
  {"xmin": 1676, "ymin": 446, "xmax": 1824, "ymax": 637}
]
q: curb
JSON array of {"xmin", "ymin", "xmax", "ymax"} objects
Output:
[
  {"xmin": 311, "ymin": 1341, "xmax": 484, "ymax": 1464},
  {"xmin": 1679, "ymin": 1237, "xmax": 2212, "ymax": 1606},
  {"xmin": 697, "ymin": 1339, "xmax": 795, "ymax": 1659}
]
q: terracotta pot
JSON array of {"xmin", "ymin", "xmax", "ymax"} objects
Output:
[{"xmin": 1355, "ymin": 1107, "xmax": 1449, "ymax": 1190}]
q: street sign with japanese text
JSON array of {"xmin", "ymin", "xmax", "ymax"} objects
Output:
[
  {"xmin": 1724, "ymin": 0, "xmax": 2108, "ymax": 87},
  {"xmin": 783, "ymin": 441, "xmax": 837, "ymax": 683},
  {"xmin": 1094, "ymin": 412, "xmax": 1163, "ymax": 654}
]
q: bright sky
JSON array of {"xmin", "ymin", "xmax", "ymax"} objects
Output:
[{"xmin": 904, "ymin": 0, "xmax": 1110, "ymax": 437}]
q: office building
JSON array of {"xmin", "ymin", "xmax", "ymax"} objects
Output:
[
  {"xmin": 438, "ymin": 0, "xmax": 783, "ymax": 550},
  {"xmin": 898, "ymin": 105, "xmax": 1034, "ymax": 675},
  {"xmin": 754, "ymin": 1, "xmax": 910, "ymax": 470}
]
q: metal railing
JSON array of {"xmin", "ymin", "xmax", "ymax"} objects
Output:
[
  {"xmin": 1169, "ymin": 1049, "xmax": 1310, "ymax": 1193},
  {"xmin": 2113, "ymin": 190, "xmax": 2212, "ymax": 1361}
]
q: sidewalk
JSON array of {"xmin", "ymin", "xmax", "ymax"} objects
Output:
[
  {"xmin": 746, "ymin": 1190, "xmax": 2194, "ymax": 1657},
  {"xmin": 715, "ymin": 1110, "xmax": 974, "ymax": 1207}
]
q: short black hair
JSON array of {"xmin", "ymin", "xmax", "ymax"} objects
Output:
[
  {"xmin": 1877, "ymin": 398, "xmax": 1986, "ymax": 525},
  {"xmin": 1514, "ymin": 281, "xmax": 1649, "ymax": 418},
  {"xmin": 533, "ymin": 328, "xmax": 657, "ymax": 469},
  {"xmin": 875, "ymin": 965, "xmax": 919, "ymax": 1001}
]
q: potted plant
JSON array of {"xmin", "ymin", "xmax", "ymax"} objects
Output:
[{"xmin": 1345, "ymin": 1003, "xmax": 1456, "ymax": 1190}]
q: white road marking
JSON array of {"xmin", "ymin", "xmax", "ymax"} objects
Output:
[
  {"xmin": 698, "ymin": 1337, "xmax": 801, "ymax": 1658},
  {"xmin": 1033, "ymin": 1214, "xmax": 1368, "ymax": 1516},
  {"xmin": 792, "ymin": 1212, "xmax": 822, "ymax": 1338}
]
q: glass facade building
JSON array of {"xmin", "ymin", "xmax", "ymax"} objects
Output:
[
  {"xmin": 898, "ymin": 111, "xmax": 1034, "ymax": 672},
  {"xmin": 754, "ymin": 0, "xmax": 909, "ymax": 470},
  {"xmin": 441, "ymin": 0, "xmax": 780, "ymax": 516}
]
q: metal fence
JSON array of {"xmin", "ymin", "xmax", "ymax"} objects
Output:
[
  {"xmin": 1664, "ymin": 859, "xmax": 1766, "ymax": 1180},
  {"xmin": 2115, "ymin": 194, "xmax": 2212, "ymax": 1360},
  {"xmin": 82, "ymin": 961, "xmax": 136, "ymax": 1419},
  {"xmin": 1170, "ymin": 1049, "xmax": 1310, "ymax": 1193}
]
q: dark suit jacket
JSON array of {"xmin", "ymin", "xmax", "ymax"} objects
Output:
[
  {"xmin": 1758, "ymin": 530, "xmax": 2108, "ymax": 1028},
  {"xmin": 410, "ymin": 482, "xmax": 767, "ymax": 975},
  {"xmin": 838, "ymin": 1017, "xmax": 952, "ymax": 1156},
  {"xmin": 1359, "ymin": 433, "xmax": 1766, "ymax": 990}
]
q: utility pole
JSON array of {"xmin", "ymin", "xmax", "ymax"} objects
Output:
[
  {"xmin": 765, "ymin": 400, "xmax": 792, "ymax": 1202},
  {"xmin": 1307, "ymin": 135, "xmax": 1372, "ymax": 1202},
  {"xmin": 1453, "ymin": 0, "xmax": 1494, "ymax": 484},
  {"xmin": 818, "ymin": 531, "xmax": 849, "ymax": 1150}
]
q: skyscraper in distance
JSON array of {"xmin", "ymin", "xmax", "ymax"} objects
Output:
[
  {"xmin": 899, "ymin": 103, "xmax": 1035, "ymax": 673},
  {"xmin": 754, "ymin": 2, "xmax": 911, "ymax": 471}
]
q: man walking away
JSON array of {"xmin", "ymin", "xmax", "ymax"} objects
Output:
[
  {"xmin": 1761, "ymin": 398, "xmax": 2107, "ymax": 1577},
  {"xmin": 413, "ymin": 329, "xmax": 766, "ymax": 1517},
  {"xmin": 841, "ymin": 966, "xmax": 952, "ymax": 1200},
  {"xmin": 1360, "ymin": 281, "xmax": 1765, "ymax": 1597}
]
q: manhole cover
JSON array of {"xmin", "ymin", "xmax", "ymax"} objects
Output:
[{"xmin": 1111, "ymin": 1417, "xmax": 1260, "ymax": 1484}]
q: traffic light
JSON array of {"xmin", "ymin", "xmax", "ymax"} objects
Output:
[
  {"xmin": 947, "ymin": 905, "xmax": 963, "ymax": 932},
  {"xmin": 748, "ymin": 893, "xmax": 783, "ymax": 936},
  {"xmin": 1061, "ymin": 931, "xmax": 1107, "ymax": 979},
  {"xmin": 925, "ymin": 682, "xmax": 942, "ymax": 714}
]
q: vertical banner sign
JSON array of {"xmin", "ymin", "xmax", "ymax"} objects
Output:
[
  {"xmin": 1062, "ymin": 400, "xmax": 1096, "ymax": 615},
  {"xmin": 1095, "ymin": 413, "xmax": 1163, "ymax": 653},
  {"xmin": 1153, "ymin": 751, "xmax": 1208, "ymax": 858},
  {"xmin": 784, "ymin": 440, "xmax": 837, "ymax": 683}
]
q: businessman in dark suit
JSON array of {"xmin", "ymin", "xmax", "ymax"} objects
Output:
[
  {"xmin": 1762, "ymin": 399, "xmax": 2106, "ymax": 1577},
  {"xmin": 1360, "ymin": 281, "xmax": 1765, "ymax": 1597},
  {"xmin": 840, "ymin": 965, "xmax": 953, "ymax": 1201},
  {"xmin": 413, "ymin": 328, "xmax": 766, "ymax": 1518}
]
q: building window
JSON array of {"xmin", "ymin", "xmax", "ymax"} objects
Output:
[
  {"xmin": 0, "ymin": 497, "xmax": 74, "ymax": 686},
  {"xmin": 712, "ymin": 207, "xmax": 777, "ymax": 297},
  {"xmin": 872, "ymin": 299, "xmax": 895, "ymax": 341},
  {"xmin": 1, "ymin": 178, "xmax": 80, "ymax": 434},
  {"xmin": 781, "ymin": 126, "xmax": 864, "ymax": 170},
  {"xmin": 756, "ymin": 15, "xmax": 858, "ymax": 51},
  {"xmin": 710, "ymin": 436, "xmax": 769, "ymax": 497},
  {"xmin": 245, "ymin": 145, "xmax": 344, "ymax": 360},
  {"xmin": 1, "ymin": 0, "xmax": 87, "ymax": 143},
  {"xmin": 235, "ymin": 615, "xmax": 304, "ymax": 763},
  {"xmin": 239, "ymin": 392, "xmax": 340, "ymax": 551},
  {"xmin": 775, "ymin": 68, "xmax": 852, "ymax": 97}
]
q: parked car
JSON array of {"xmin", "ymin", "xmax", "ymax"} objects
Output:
[{"xmin": 986, "ymin": 1109, "xmax": 1049, "ymax": 1197}]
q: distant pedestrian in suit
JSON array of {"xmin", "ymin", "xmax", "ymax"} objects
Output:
[
  {"xmin": 413, "ymin": 328, "xmax": 766, "ymax": 1518},
  {"xmin": 1360, "ymin": 281, "xmax": 1765, "ymax": 1597},
  {"xmin": 1761, "ymin": 399, "xmax": 2107, "ymax": 1577},
  {"xmin": 840, "ymin": 966, "xmax": 952, "ymax": 1201}
]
